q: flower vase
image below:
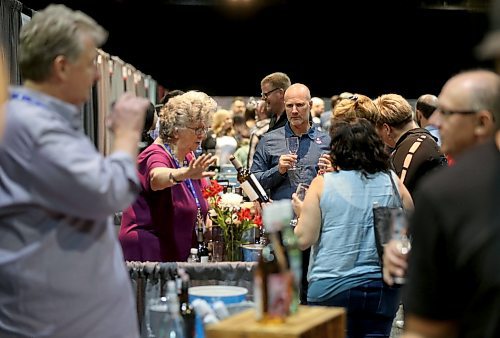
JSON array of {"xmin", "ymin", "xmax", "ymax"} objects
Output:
[{"xmin": 225, "ymin": 239, "xmax": 242, "ymax": 261}]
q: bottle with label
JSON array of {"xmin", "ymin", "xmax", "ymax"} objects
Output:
[
  {"xmin": 254, "ymin": 233, "xmax": 292, "ymax": 324},
  {"xmin": 254, "ymin": 200, "xmax": 293, "ymax": 324},
  {"xmin": 229, "ymin": 155, "xmax": 270, "ymax": 204},
  {"xmin": 197, "ymin": 226, "xmax": 209, "ymax": 263}
]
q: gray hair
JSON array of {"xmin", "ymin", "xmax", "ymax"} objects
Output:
[
  {"xmin": 159, "ymin": 91, "xmax": 217, "ymax": 141},
  {"xmin": 19, "ymin": 4, "xmax": 108, "ymax": 81}
]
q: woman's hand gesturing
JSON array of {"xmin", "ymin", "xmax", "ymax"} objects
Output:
[{"xmin": 185, "ymin": 153, "xmax": 217, "ymax": 179}]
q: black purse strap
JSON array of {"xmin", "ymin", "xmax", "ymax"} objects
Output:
[{"xmin": 388, "ymin": 171, "xmax": 403, "ymax": 209}]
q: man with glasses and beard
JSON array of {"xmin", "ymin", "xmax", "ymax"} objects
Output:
[{"xmin": 260, "ymin": 72, "xmax": 291, "ymax": 132}]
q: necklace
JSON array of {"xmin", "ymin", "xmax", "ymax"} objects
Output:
[{"xmin": 158, "ymin": 142, "xmax": 188, "ymax": 167}]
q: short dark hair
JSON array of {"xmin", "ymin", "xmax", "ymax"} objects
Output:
[
  {"xmin": 159, "ymin": 89, "xmax": 185, "ymax": 105},
  {"xmin": 143, "ymin": 102, "xmax": 156, "ymax": 132},
  {"xmin": 416, "ymin": 101, "xmax": 437, "ymax": 119},
  {"xmin": 330, "ymin": 117, "xmax": 390, "ymax": 177}
]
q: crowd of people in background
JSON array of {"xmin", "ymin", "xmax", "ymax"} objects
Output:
[{"xmin": 0, "ymin": 2, "xmax": 499, "ymax": 338}]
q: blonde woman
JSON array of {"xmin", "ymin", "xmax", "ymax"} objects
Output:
[
  {"xmin": 374, "ymin": 93, "xmax": 447, "ymax": 195},
  {"xmin": 212, "ymin": 109, "xmax": 237, "ymax": 165},
  {"xmin": 332, "ymin": 93, "xmax": 379, "ymax": 125}
]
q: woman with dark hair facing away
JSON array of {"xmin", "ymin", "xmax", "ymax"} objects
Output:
[
  {"xmin": 292, "ymin": 117, "xmax": 413, "ymax": 338},
  {"xmin": 138, "ymin": 101, "xmax": 157, "ymax": 152}
]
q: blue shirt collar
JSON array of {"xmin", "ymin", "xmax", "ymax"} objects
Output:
[
  {"xmin": 284, "ymin": 121, "xmax": 322, "ymax": 140},
  {"xmin": 10, "ymin": 86, "xmax": 83, "ymax": 131}
]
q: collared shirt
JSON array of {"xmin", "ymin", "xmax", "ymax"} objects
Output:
[
  {"xmin": 268, "ymin": 110, "xmax": 287, "ymax": 132},
  {"xmin": 251, "ymin": 122, "xmax": 331, "ymax": 200},
  {"xmin": 0, "ymin": 87, "xmax": 140, "ymax": 337},
  {"xmin": 425, "ymin": 124, "xmax": 441, "ymax": 146},
  {"xmin": 320, "ymin": 110, "xmax": 332, "ymax": 131}
]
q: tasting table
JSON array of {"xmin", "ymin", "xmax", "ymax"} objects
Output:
[
  {"xmin": 206, "ymin": 305, "xmax": 346, "ymax": 338},
  {"xmin": 126, "ymin": 261, "xmax": 257, "ymax": 337}
]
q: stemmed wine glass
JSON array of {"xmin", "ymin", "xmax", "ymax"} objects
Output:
[
  {"xmin": 286, "ymin": 136, "xmax": 299, "ymax": 170},
  {"xmin": 290, "ymin": 183, "xmax": 309, "ymax": 227},
  {"xmin": 391, "ymin": 208, "xmax": 411, "ymax": 284}
]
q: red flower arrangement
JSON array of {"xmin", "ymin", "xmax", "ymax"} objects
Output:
[{"xmin": 203, "ymin": 180, "xmax": 261, "ymax": 260}]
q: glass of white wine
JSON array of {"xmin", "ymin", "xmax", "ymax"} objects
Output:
[
  {"xmin": 290, "ymin": 183, "xmax": 309, "ymax": 227},
  {"xmin": 391, "ymin": 208, "xmax": 411, "ymax": 284},
  {"xmin": 286, "ymin": 136, "xmax": 299, "ymax": 170}
]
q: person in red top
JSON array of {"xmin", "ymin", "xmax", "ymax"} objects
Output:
[{"xmin": 120, "ymin": 91, "xmax": 217, "ymax": 262}]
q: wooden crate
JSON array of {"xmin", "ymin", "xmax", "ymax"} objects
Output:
[{"xmin": 205, "ymin": 305, "xmax": 346, "ymax": 338}]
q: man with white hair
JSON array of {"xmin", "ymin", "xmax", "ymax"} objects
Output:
[
  {"xmin": 310, "ymin": 97, "xmax": 324, "ymax": 130},
  {"xmin": 0, "ymin": 5, "xmax": 149, "ymax": 337}
]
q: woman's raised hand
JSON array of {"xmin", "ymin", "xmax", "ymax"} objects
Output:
[{"xmin": 186, "ymin": 153, "xmax": 216, "ymax": 179}]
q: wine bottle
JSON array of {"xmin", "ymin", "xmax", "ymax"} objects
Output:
[
  {"xmin": 178, "ymin": 271, "xmax": 195, "ymax": 338},
  {"xmin": 254, "ymin": 200, "xmax": 293, "ymax": 324},
  {"xmin": 281, "ymin": 224, "xmax": 301, "ymax": 314},
  {"xmin": 197, "ymin": 226, "xmax": 209, "ymax": 263},
  {"xmin": 254, "ymin": 231, "xmax": 293, "ymax": 324},
  {"xmin": 229, "ymin": 155, "xmax": 270, "ymax": 203}
]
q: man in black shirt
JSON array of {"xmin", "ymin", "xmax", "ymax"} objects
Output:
[
  {"xmin": 386, "ymin": 69, "xmax": 500, "ymax": 338},
  {"xmin": 260, "ymin": 72, "xmax": 290, "ymax": 132}
]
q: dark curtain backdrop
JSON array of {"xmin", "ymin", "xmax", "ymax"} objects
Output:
[{"xmin": 0, "ymin": 0, "xmax": 23, "ymax": 85}]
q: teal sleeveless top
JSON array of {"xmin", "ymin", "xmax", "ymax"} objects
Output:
[{"xmin": 308, "ymin": 170, "xmax": 400, "ymax": 302}]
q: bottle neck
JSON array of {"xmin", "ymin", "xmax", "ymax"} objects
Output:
[
  {"xmin": 180, "ymin": 281, "xmax": 189, "ymax": 304},
  {"xmin": 197, "ymin": 228, "xmax": 204, "ymax": 243}
]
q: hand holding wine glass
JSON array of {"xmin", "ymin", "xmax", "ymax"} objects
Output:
[
  {"xmin": 290, "ymin": 183, "xmax": 309, "ymax": 227},
  {"xmin": 286, "ymin": 136, "xmax": 299, "ymax": 170},
  {"xmin": 317, "ymin": 153, "xmax": 333, "ymax": 175},
  {"xmin": 390, "ymin": 208, "xmax": 411, "ymax": 285}
]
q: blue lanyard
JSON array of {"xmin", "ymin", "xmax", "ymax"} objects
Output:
[
  {"xmin": 163, "ymin": 143, "xmax": 201, "ymax": 211},
  {"xmin": 10, "ymin": 93, "xmax": 47, "ymax": 108}
]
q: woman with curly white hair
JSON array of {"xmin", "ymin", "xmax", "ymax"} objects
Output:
[{"xmin": 120, "ymin": 91, "xmax": 217, "ymax": 262}]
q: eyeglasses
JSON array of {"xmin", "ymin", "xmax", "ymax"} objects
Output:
[
  {"xmin": 437, "ymin": 108, "xmax": 478, "ymax": 117},
  {"xmin": 261, "ymin": 88, "xmax": 281, "ymax": 99},
  {"xmin": 186, "ymin": 126, "xmax": 209, "ymax": 135}
]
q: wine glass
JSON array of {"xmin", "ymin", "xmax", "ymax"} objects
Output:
[
  {"xmin": 286, "ymin": 136, "xmax": 299, "ymax": 170},
  {"xmin": 290, "ymin": 183, "xmax": 309, "ymax": 227},
  {"xmin": 146, "ymin": 296, "xmax": 168, "ymax": 337},
  {"xmin": 390, "ymin": 208, "xmax": 411, "ymax": 284}
]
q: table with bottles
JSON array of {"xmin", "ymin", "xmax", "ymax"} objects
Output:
[
  {"xmin": 126, "ymin": 261, "xmax": 257, "ymax": 338},
  {"xmin": 132, "ymin": 157, "xmax": 306, "ymax": 337}
]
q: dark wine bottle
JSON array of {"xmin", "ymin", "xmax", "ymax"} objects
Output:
[
  {"xmin": 197, "ymin": 226, "xmax": 209, "ymax": 263},
  {"xmin": 229, "ymin": 155, "xmax": 270, "ymax": 203},
  {"xmin": 179, "ymin": 272, "xmax": 195, "ymax": 338}
]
